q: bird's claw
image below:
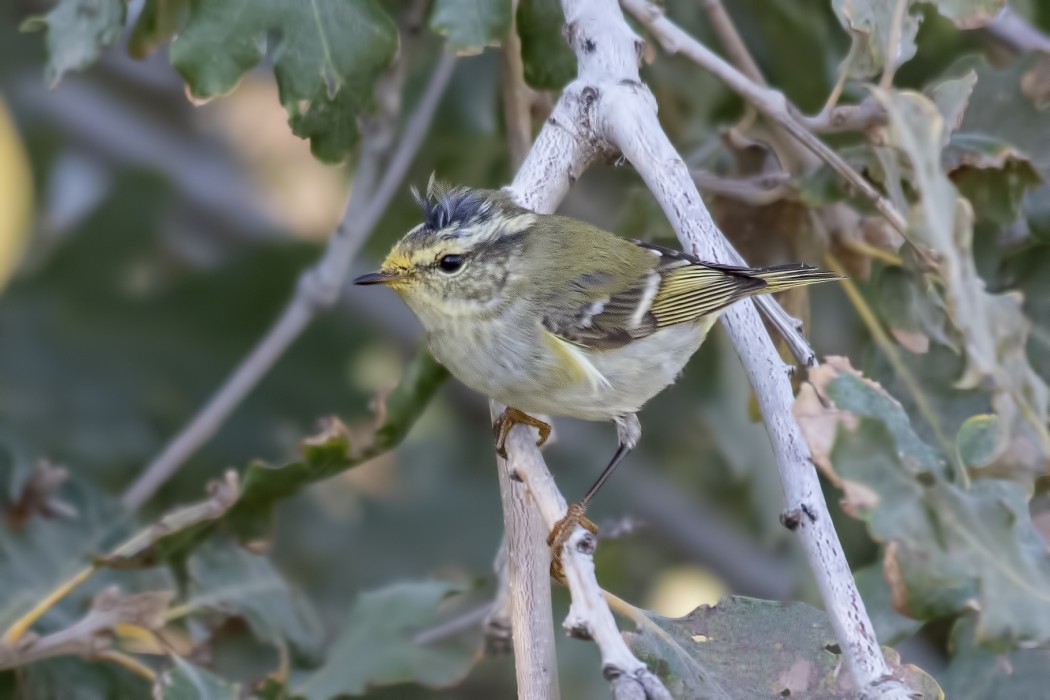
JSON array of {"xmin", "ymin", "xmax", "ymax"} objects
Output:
[
  {"xmin": 492, "ymin": 407, "xmax": 551, "ymax": 459},
  {"xmin": 547, "ymin": 502, "xmax": 599, "ymax": 585}
]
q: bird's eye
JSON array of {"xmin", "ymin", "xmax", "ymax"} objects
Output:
[{"xmin": 438, "ymin": 254, "xmax": 464, "ymax": 273}]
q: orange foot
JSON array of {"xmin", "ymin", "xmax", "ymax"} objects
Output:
[
  {"xmin": 492, "ymin": 407, "xmax": 552, "ymax": 459},
  {"xmin": 546, "ymin": 502, "xmax": 599, "ymax": 585}
]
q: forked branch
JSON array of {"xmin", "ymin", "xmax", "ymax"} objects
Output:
[{"xmin": 493, "ymin": 0, "xmax": 911, "ymax": 697}]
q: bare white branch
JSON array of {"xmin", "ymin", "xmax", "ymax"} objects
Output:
[
  {"xmin": 492, "ymin": 409, "xmax": 561, "ymax": 699},
  {"xmin": 121, "ymin": 54, "xmax": 457, "ymax": 510},
  {"xmin": 505, "ymin": 0, "xmax": 905, "ymax": 695},
  {"xmin": 497, "ymin": 75, "xmax": 667, "ymax": 695},
  {"xmin": 491, "ymin": 402, "xmax": 672, "ymax": 699}
]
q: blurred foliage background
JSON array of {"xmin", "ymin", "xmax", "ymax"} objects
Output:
[{"xmin": 0, "ymin": 0, "xmax": 1049, "ymax": 697}]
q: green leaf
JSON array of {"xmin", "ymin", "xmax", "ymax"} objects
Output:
[
  {"xmin": 875, "ymin": 264, "xmax": 955, "ymax": 355},
  {"xmin": 0, "ymin": 476, "xmax": 169, "ymax": 634},
  {"xmin": 0, "ymin": 432, "xmax": 39, "ymax": 508},
  {"xmin": 832, "ymin": 0, "xmax": 922, "ymax": 79},
  {"xmin": 517, "ymin": 0, "xmax": 576, "ymax": 90},
  {"xmin": 945, "ymin": 133, "xmax": 1043, "ymax": 226},
  {"xmin": 815, "ymin": 368, "xmax": 1050, "ymax": 647},
  {"xmin": 98, "ymin": 472, "xmax": 239, "ymax": 568},
  {"xmin": 0, "ymin": 462, "xmax": 172, "ymax": 697},
  {"xmin": 128, "ymin": 0, "xmax": 188, "ymax": 59},
  {"xmin": 955, "ymin": 414, "xmax": 1006, "ymax": 468},
  {"xmin": 180, "ymin": 537, "xmax": 325, "ymax": 664},
  {"xmin": 21, "ymin": 0, "xmax": 127, "ymax": 88},
  {"xmin": 832, "ymin": 1, "xmax": 1005, "ymax": 78},
  {"xmin": 959, "ymin": 55, "xmax": 1050, "ymax": 175},
  {"xmin": 156, "ymin": 655, "xmax": 241, "ymax": 700},
  {"xmin": 871, "ymin": 85, "xmax": 1050, "ymax": 484},
  {"xmin": 5, "ymin": 655, "xmax": 151, "ymax": 700},
  {"xmin": 925, "ymin": 70, "xmax": 977, "ymax": 144},
  {"xmin": 1000, "ymin": 242, "xmax": 1050, "ymax": 390},
  {"xmin": 169, "ymin": 0, "xmax": 398, "ymax": 162},
  {"xmin": 938, "ymin": 616, "xmax": 1050, "ymax": 699},
  {"xmin": 431, "ymin": 0, "xmax": 511, "ymax": 56},
  {"xmin": 826, "ymin": 364, "xmax": 947, "ymax": 476},
  {"xmin": 626, "ymin": 595, "xmax": 938, "ymax": 698},
  {"xmin": 950, "ymin": 56, "xmax": 1050, "ymax": 233},
  {"xmin": 1025, "ymin": 183, "xmax": 1050, "ymax": 245},
  {"xmin": 293, "ymin": 580, "xmax": 479, "ymax": 699}
]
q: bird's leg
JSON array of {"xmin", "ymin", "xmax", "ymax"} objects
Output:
[
  {"xmin": 547, "ymin": 414, "xmax": 640, "ymax": 585},
  {"xmin": 492, "ymin": 407, "xmax": 552, "ymax": 459}
]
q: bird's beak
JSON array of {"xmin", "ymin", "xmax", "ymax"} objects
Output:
[{"xmin": 353, "ymin": 269, "xmax": 403, "ymax": 286}]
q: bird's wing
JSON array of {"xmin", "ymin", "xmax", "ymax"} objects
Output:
[{"xmin": 542, "ymin": 241, "xmax": 767, "ymax": 350}]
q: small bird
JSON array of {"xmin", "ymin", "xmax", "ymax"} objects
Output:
[{"xmin": 354, "ymin": 180, "xmax": 840, "ymax": 580}]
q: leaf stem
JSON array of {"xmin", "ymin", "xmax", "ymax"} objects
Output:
[
  {"xmin": 2, "ymin": 565, "xmax": 95, "ymax": 645},
  {"xmin": 93, "ymin": 649, "xmax": 158, "ymax": 682}
]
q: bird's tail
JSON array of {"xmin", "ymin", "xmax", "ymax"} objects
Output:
[{"xmin": 749, "ymin": 263, "xmax": 843, "ymax": 294}]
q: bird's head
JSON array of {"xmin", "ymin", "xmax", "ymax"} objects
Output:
[{"xmin": 354, "ymin": 179, "xmax": 537, "ymax": 320}]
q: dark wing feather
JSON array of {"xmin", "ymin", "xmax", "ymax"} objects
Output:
[
  {"xmin": 541, "ymin": 270, "xmax": 657, "ymax": 350},
  {"xmin": 543, "ymin": 241, "xmax": 769, "ymax": 350},
  {"xmin": 638, "ymin": 242, "xmax": 766, "ymax": 327}
]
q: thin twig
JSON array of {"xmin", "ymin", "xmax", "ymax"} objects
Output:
[
  {"xmin": 120, "ymin": 54, "xmax": 457, "ymax": 509},
  {"xmin": 623, "ymin": 0, "xmax": 908, "ymax": 235},
  {"xmin": 413, "ymin": 602, "xmax": 494, "ymax": 646},
  {"xmin": 983, "ymin": 6, "xmax": 1050, "ymax": 55},
  {"xmin": 3, "ymin": 567, "xmax": 95, "ymax": 645},
  {"xmin": 799, "ymin": 97, "xmax": 886, "ymax": 134},
  {"xmin": 691, "ymin": 169, "xmax": 792, "ymax": 206},
  {"xmin": 699, "ymin": 0, "xmax": 765, "ymax": 86}
]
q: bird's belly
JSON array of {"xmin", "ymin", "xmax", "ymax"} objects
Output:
[
  {"xmin": 428, "ymin": 317, "xmax": 711, "ymax": 422},
  {"xmin": 426, "ymin": 318, "xmax": 546, "ymax": 404},
  {"xmin": 549, "ymin": 321, "xmax": 710, "ymax": 420}
]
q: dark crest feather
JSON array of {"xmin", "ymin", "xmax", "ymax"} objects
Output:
[{"xmin": 410, "ymin": 176, "xmax": 488, "ymax": 233}]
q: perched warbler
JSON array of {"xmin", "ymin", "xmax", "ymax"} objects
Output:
[{"xmin": 354, "ymin": 179, "xmax": 840, "ymax": 578}]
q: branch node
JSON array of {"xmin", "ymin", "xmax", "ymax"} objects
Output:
[
  {"xmin": 298, "ymin": 266, "xmax": 341, "ymax": 312},
  {"xmin": 483, "ymin": 616, "xmax": 514, "ymax": 655},
  {"xmin": 779, "ymin": 508, "xmax": 802, "ymax": 531},
  {"xmin": 575, "ymin": 529, "xmax": 598, "ymax": 557},
  {"xmin": 566, "ymin": 619, "xmax": 594, "ymax": 640}
]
